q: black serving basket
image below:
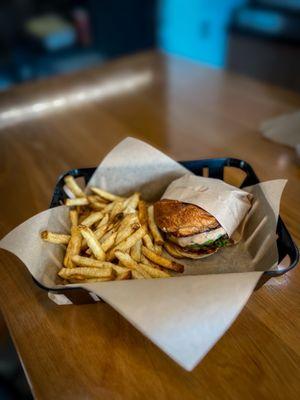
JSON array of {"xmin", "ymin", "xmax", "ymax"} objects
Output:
[{"xmin": 37, "ymin": 158, "xmax": 299, "ymax": 304}]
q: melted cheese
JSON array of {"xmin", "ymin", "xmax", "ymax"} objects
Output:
[{"xmin": 170, "ymin": 227, "xmax": 227, "ymax": 247}]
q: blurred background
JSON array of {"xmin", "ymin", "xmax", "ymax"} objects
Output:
[
  {"xmin": 1, "ymin": 0, "xmax": 300, "ymax": 398},
  {"xmin": 0, "ymin": 0, "xmax": 300, "ymax": 92}
]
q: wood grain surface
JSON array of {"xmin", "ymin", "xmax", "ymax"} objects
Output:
[{"xmin": 0, "ymin": 51, "xmax": 299, "ymax": 400}]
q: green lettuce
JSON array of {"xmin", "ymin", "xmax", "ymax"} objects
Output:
[{"xmin": 187, "ymin": 235, "xmax": 230, "ymax": 251}]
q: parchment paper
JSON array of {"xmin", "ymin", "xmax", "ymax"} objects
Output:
[
  {"xmin": 0, "ymin": 137, "xmax": 287, "ymax": 370},
  {"xmin": 162, "ymin": 174, "xmax": 252, "ymax": 236}
]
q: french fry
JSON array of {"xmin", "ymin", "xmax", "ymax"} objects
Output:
[
  {"xmin": 66, "ymin": 275, "xmax": 113, "ymax": 283},
  {"xmin": 80, "ymin": 211, "xmax": 103, "ymax": 227},
  {"xmin": 139, "ymin": 263, "xmax": 170, "ymax": 278},
  {"xmin": 81, "ymin": 220, "xmax": 109, "ymax": 251},
  {"xmin": 112, "ymin": 265, "xmax": 132, "ymax": 280},
  {"xmin": 147, "ymin": 205, "xmax": 164, "ymax": 245},
  {"xmin": 63, "ymin": 226, "xmax": 82, "ymax": 268},
  {"xmin": 85, "ymin": 225, "xmax": 115, "ymax": 255},
  {"xmin": 124, "ymin": 192, "xmax": 140, "ymax": 212},
  {"xmin": 41, "ymin": 231, "xmax": 70, "ymax": 245},
  {"xmin": 163, "ymin": 242, "xmax": 184, "ymax": 258},
  {"xmin": 132, "ymin": 270, "xmax": 146, "ymax": 279},
  {"xmin": 142, "ymin": 233, "xmax": 155, "ymax": 251},
  {"xmin": 58, "ymin": 266, "xmax": 114, "ymax": 280},
  {"xmin": 142, "ymin": 246, "xmax": 184, "ymax": 273},
  {"xmin": 107, "ymin": 227, "xmax": 146, "ymax": 261},
  {"xmin": 111, "ymin": 213, "xmax": 124, "ymax": 228},
  {"xmin": 116, "ymin": 213, "xmax": 138, "ymax": 235},
  {"xmin": 72, "ymin": 255, "xmax": 116, "ymax": 269},
  {"xmin": 90, "ymin": 187, "xmax": 124, "ymax": 202},
  {"xmin": 138, "ymin": 200, "xmax": 148, "ymax": 230},
  {"xmin": 130, "ymin": 239, "xmax": 142, "ymax": 262},
  {"xmin": 78, "ymin": 209, "xmax": 90, "ymax": 224},
  {"xmin": 87, "ymin": 195, "xmax": 108, "ymax": 210},
  {"xmin": 89, "ymin": 220, "xmax": 108, "ymax": 242},
  {"xmin": 141, "ymin": 254, "xmax": 157, "ymax": 267},
  {"xmin": 110, "ymin": 201, "xmax": 124, "ymax": 220},
  {"xmin": 69, "ymin": 209, "xmax": 78, "ymax": 227},
  {"xmin": 83, "ymin": 277, "xmax": 114, "ymax": 282},
  {"xmin": 114, "ymin": 251, "xmax": 151, "ymax": 278},
  {"xmin": 102, "ymin": 202, "xmax": 115, "ymax": 214},
  {"xmin": 97, "ymin": 213, "xmax": 109, "ymax": 228},
  {"xmin": 141, "ymin": 254, "xmax": 152, "ymax": 266},
  {"xmin": 79, "ymin": 226, "xmax": 105, "ymax": 261},
  {"xmin": 115, "ymin": 222, "xmax": 140, "ymax": 245},
  {"xmin": 90, "ymin": 202, "xmax": 107, "ymax": 211},
  {"xmin": 65, "ymin": 198, "xmax": 89, "ymax": 207},
  {"xmin": 140, "ymin": 254, "xmax": 161, "ymax": 270},
  {"xmin": 101, "ymin": 231, "xmax": 117, "ymax": 252},
  {"xmin": 154, "ymin": 244, "xmax": 163, "ymax": 255},
  {"xmin": 116, "ymin": 270, "xmax": 132, "ymax": 280},
  {"xmin": 87, "ymin": 195, "xmax": 104, "ymax": 203},
  {"xmin": 64, "ymin": 175, "xmax": 85, "ymax": 197}
]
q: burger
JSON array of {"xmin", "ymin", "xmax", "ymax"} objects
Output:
[{"xmin": 153, "ymin": 199, "xmax": 231, "ymax": 259}]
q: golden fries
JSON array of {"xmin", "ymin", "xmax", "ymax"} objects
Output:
[
  {"xmin": 101, "ymin": 231, "xmax": 117, "ymax": 252},
  {"xmin": 142, "ymin": 246, "xmax": 184, "ymax": 273},
  {"xmin": 142, "ymin": 233, "xmax": 155, "ymax": 251},
  {"xmin": 63, "ymin": 226, "xmax": 82, "ymax": 268},
  {"xmin": 69, "ymin": 210, "xmax": 78, "ymax": 227},
  {"xmin": 80, "ymin": 211, "xmax": 103, "ymax": 227},
  {"xmin": 107, "ymin": 227, "xmax": 145, "ymax": 261},
  {"xmin": 124, "ymin": 192, "xmax": 140, "ymax": 212},
  {"xmin": 97, "ymin": 213, "xmax": 109, "ymax": 228},
  {"xmin": 163, "ymin": 242, "xmax": 184, "ymax": 258},
  {"xmin": 132, "ymin": 270, "xmax": 146, "ymax": 279},
  {"xmin": 139, "ymin": 263, "xmax": 170, "ymax": 278},
  {"xmin": 41, "ymin": 231, "xmax": 70, "ymax": 245},
  {"xmin": 115, "ymin": 222, "xmax": 140, "ymax": 245},
  {"xmin": 42, "ymin": 182, "xmax": 187, "ymax": 284},
  {"xmin": 114, "ymin": 251, "xmax": 150, "ymax": 278},
  {"xmin": 130, "ymin": 239, "xmax": 142, "ymax": 262},
  {"xmin": 58, "ymin": 267, "xmax": 114, "ymax": 280},
  {"xmin": 154, "ymin": 244, "xmax": 163, "ymax": 255},
  {"xmin": 101, "ymin": 202, "xmax": 115, "ymax": 214},
  {"xmin": 110, "ymin": 201, "xmax": 125, "ymax": 219},
  {"xmin": 64, "ymin": 175, "xmax": 85, "ymax": 197},
  {"xmin": 79, "ymin": 226, "xmax": 105, "ymax": 261},
  {"xmin": 112, "ymin": 265, "xmax": 132, "ymax": 280},
  {"xmin": 90, "ymin": 187, "xmax": 124, "ymax": 202},
  {"xmin": 138, "ymin": 200, "xmax": 148, "ymax": 230},
  {"xmin": 72, "ymin": 255, "xmax": 115, "ymax": 269},
  {"xmin": 140, "ymin": 254, "xmax": 154, "ymax": 266},
  {"xmin": 65, "ymin": 198, "xmax": 89, "ymax": 207},
  {"xmin": 147, "ymin": 205, "xmax": 164, "ymax": 245}
]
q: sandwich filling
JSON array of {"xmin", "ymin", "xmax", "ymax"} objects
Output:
[{"xmin": 169, "ymin": 226, "xmax": 229, "ymax": 250}]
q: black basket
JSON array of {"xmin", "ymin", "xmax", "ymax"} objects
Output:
[{"xmin": 38, "ymin": 158, "xmax": 299, "ymax": 304}]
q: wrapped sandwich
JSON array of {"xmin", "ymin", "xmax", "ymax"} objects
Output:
[{"xmin": 153, "ymin": 174, "xmax": 252, "ymax": 260}]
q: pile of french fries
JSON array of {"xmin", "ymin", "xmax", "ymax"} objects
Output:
[{"xmin": 41, "ymin": 175, "xmax": 184, "ymax": 284}]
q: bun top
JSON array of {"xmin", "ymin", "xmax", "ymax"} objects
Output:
[{"xmin": 153, "ymin": 199, "xmax": 220, "ymax": 237}]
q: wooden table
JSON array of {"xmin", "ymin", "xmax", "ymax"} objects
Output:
[{"xmin": 0, "ymin": 51, "xmax": 299, "ymax": 400}]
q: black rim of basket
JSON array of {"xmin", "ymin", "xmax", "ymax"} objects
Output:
[{"xmin": 33, "ymin": 158, "xmax": 299, "ymax": 293}]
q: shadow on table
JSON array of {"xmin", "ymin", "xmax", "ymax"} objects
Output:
[{"xmin": 0, "ymin": 313, "xmax": 32, "ymax": 400}]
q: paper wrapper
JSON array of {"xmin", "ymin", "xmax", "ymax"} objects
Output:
[
  {"xmin": 162, "ymin": 174, "xmax": 252, "ymax": 237},
  {"xmin": 0, "ymin": 137, "xmax": 287, "ymax": 370}
]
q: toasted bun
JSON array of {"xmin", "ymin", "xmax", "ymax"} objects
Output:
[
  {"xmin": 164, "ymin": 242, "xmax": 219, "ymax": 259},
  {"xmin": 154, "ymin": 199, "xmax": 220, "ymax": 237}
]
